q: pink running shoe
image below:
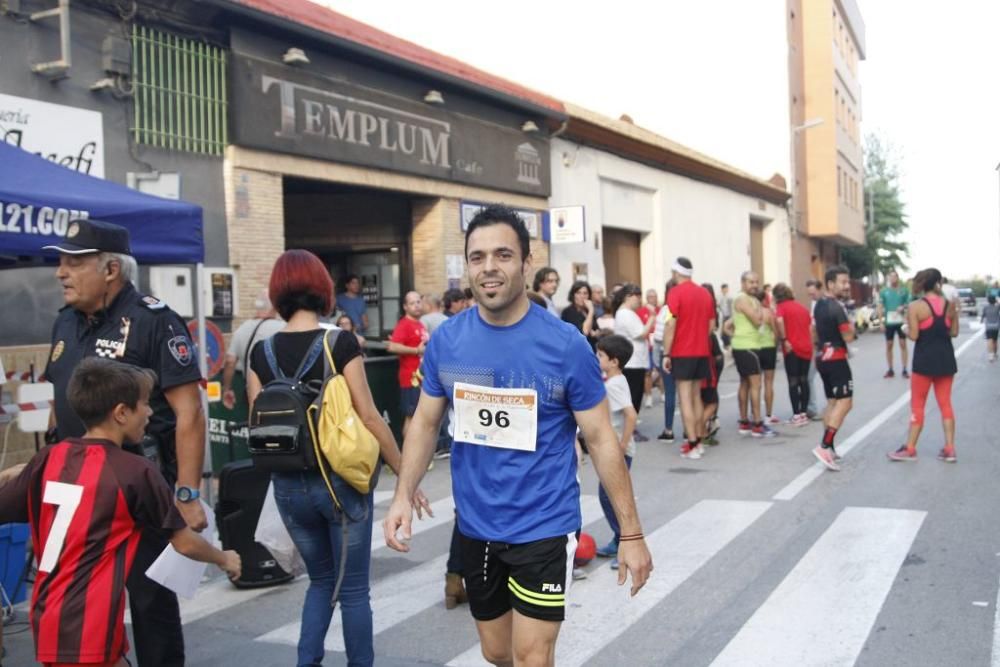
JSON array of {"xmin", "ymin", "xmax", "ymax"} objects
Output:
[
  {"xmin": 887, "ymin": 446, "xmax": 918, "ymax": 462},
  {"xmin": 813, "ymin": 446, "xmax": 841, "ymax": 471}
]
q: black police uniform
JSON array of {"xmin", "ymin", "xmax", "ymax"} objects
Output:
[{"xmin": 44, "ymin": 282, "xmax": 201, "ymax": 667}]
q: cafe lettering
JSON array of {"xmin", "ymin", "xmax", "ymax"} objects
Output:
[{"xmin": 231, "ymin": 56, "xmax": 550, "ymax": 197}]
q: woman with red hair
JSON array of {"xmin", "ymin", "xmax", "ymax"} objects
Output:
[{"xmin": 247, "ymin": 249, "xmax": 429, "ymax": 666}]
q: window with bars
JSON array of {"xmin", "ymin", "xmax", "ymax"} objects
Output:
[{"xmin": 132, "ymin": 25, "xmax": 228, "ymax": 156}]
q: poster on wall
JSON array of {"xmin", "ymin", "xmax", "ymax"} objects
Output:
[
  {"xmin": 548, "ymin": 206, "xmax": 586, "ymax": 244},
  {"xmin": 205, "ymin": 269, "xmax": 236, "ymax": 319},
  {"xmin": 361, "ymin": 274, "xmax": 379, "ymax": 305},
  {"xmin": 0, "ymin": 94, "xmax": 105, "ymax": 177},
  {"xmin": 460, "ymin": 201, "xmax": 541, "ymax": 239}
]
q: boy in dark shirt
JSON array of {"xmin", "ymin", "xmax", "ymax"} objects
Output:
[{"xmin": 0, "ymin": 358, "xmax": 240, "ymax": 667}]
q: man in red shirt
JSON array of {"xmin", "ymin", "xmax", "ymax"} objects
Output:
[
  {"xmin": 388, "ymin": 290, "xmax": 429, "ymax": 436},
  {"xmin": 662, "ymin": 258, "xmax": 716, "ymax": 459},
  {"xmin": 0, "ymin": 358, "xmax": 239, "ymax": 667},
  {"xmin": 774, "ymin": 283, "xmax": 814, "ymax": 425}
]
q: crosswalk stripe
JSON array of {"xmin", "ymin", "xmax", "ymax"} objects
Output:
[
  {"xmin": 709, "ymin": 506, "xmax": 926, "ymax": 667},
  {"xmin": 127, "ymin": 495, "xmax": 459, "ymax": 625},
  {"xmin": 446, "ymin": 499, "xmax": 773, "ymax": 667},
  {"xmin": 374, "ymin": 495, "xmax": 456, "ymax": 553},
  {"xmin": 254, "ymin": 495, "xmax": 605, "ymax": 651}
]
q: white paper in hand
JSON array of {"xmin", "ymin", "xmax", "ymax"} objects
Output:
[{"xmin": 145, "ymin": 500, "xmax": 216, "ymax": 599}]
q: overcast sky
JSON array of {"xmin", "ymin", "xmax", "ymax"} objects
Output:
[{"xmin": 325, "ymin": 0, "xmax": 1000, "ymax": 281}]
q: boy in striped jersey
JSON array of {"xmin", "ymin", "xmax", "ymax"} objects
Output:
[{"xmin": 0, "ymin": 358, "xmax": 240, "ymax": 667}]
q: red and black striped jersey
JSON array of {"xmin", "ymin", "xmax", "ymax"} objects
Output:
[{"xmin": 0, "ymin": 439, "xmax": 186, "ymax": 664}]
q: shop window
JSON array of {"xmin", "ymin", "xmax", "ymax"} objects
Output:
[{"xmin": 131, "ymin": 25, "xmax": 228, "ymax": 156}]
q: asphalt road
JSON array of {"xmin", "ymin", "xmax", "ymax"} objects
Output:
[{"xmin": 5, "ymin": 321, "xmax": 998, "ymax": 666}]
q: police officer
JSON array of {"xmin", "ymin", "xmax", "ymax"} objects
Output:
[{"xmin": 43, "ymin": 219, "xmax": 205, "ymax": 667}]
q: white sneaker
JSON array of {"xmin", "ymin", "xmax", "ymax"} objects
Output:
[
  {"xmin": 680, "ymin": 444, "xmax": 702, "ymax": 459},
  {"xmin": 644, "ymin": 395, "xmax": 653, "ymax": 409}
]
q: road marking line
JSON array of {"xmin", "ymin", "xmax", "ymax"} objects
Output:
[
  {"xmin": 772, "ymin": 330, "xmax": 981, "ymax": 502},
  {"xmin": 255, "ymin": 495, "xmax": 605, "ymax": 651},
  {"xmin": 446, "ymin": 499, "xmax": 773, "ymax": 667},
  {"xmin": 374, "ymin": 495, "xmax": 456, "ymax": 554},
  {"xmin": 709, "ymin": 506, "xmax": 926, "ymax": 667},
  {"xmin": 128, "ymin": 495, "xmax": 457, "ymax": 625}
]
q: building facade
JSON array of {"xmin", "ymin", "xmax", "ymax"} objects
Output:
[
  {"xmin": 548, "ymin": 105, "xmax": 790, "ymax": 308},
  {"xmin": 788, "ymin": 0, "xmax": 867, "ymax": 289},
  {"xmin": 219, "ymin": 7, "xmax": 559, "ymax": 335}
]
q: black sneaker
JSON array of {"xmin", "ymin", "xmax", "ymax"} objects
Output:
[
  {"xmin": 901, "ymin": 369, "xmax": 910, "ymax": 379},
  {"xmin": 633, "ymin": 431, "xmax": 649, "ymax": 443},
  {"xmin": 657, "ymin": 429, "xmax": 675, "ymax": 443}
]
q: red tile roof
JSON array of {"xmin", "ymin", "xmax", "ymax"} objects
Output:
[{"xmin": 224, "ymin": 0, "xmax": 565, "ymax": 114}]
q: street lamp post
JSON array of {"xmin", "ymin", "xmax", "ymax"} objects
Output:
[
  {"xmin": 788, "ymin": 117, "xmax": 824, "ymax": 288},
  {"xmin": 788, "ymin": 117, "xmax": 824, "ymax": 236}
]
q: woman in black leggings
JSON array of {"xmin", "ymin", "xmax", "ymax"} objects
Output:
[{"xmin": 773, "ymin": 284, "xmax": 813, "ymax": 426}]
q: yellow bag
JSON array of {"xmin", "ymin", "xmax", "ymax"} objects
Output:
[{"xmin": 307, "ymin": 331, "xmax": 380, "ymax": 505}]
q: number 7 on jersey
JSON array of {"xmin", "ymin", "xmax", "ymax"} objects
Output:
[{"xmin": 38, "ymin": 481, "xmax": 85, "ymax": 573}]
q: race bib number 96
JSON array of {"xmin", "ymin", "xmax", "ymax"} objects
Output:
[{"xmin": 453, "ymin": 382, "xmax": 538, "ymax": 452}]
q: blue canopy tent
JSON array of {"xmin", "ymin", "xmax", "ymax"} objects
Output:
[
  {"xmin": 0, "ymin": 142, "xmax": 215, "ymax": 491},
  {"xmin": 0, "ymin": 141, "xmax": 203, "ymax": 263}
]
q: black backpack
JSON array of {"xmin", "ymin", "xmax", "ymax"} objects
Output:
[{"xmin": 247, "ymin": 332, "xmax": 327, "ymax": 472}]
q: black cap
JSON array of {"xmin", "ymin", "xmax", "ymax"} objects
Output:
[{"xmin": 42, "ymin": 218, "xmax": 131, "ymax": 255}]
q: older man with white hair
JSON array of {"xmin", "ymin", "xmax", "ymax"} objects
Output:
[
  {"xmin": 222, "ymin": 289, "xmax": 284, "ymax": 409},
  {"xmin": 41, "ymin": 218, "xmax": 206, "ymax": 665}
]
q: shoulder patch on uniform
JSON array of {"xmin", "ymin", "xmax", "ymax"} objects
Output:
[
  {"xmin": 167, "ymin": 335, "xmax": 194, "ymax": 366},
  {"xmin": 142, "ymin": 295, "xmax": 167, "ymax": 310}
]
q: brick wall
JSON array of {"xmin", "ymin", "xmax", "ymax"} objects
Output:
[
  {"xmin": 224, "ymin": 161, "xmax": 285, "ymax": 325},
  {"xmin": 411, "ymin": 197, "xmax": 448, "ymax": 294},
  {"xmin": 225, "ymin": 147, "xmax": 551, "ymax": 314},
  {"xmin": 411, "ymin": 196, "xmax": 549, "ymax": 297}
]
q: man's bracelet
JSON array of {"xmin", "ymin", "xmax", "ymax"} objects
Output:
[{"xmin": 618, "ymin": 533, "xmax": 644, "ymax": 542}]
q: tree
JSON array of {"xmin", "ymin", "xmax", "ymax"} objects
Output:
[{"xmin": 841, "ymin": 134, "xmax": 909, "ymax": 280}]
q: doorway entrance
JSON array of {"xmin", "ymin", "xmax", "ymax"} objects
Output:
[
  {"xmin": 749, "ymin": 217, "xmax": 766, "ymax": 279},
  {"xmin": 602, "ymin": 227, "xmax": 642, "ymax": 288},
  {"xmin": 283, "ymin": 179, "xmax": 413, "ymax": 337}
]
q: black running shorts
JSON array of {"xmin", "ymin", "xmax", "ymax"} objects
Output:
[
  {"xmin": 732, "ymin": 349, "xmax": 761, "ymax": 378},
  {"xmin": 461, "ymin": 532, "xmax": 575, "ymax": 623},
  {"xmin": 817, "ymin": 359, "xmax": 853, "ymax": 399},
  {"xmin": 671, "ymin": 356, "xmax": 710, "ymax": 381},
  {"xmin": 700, "ymin": 386, "xmax": 719, "ymax": 405},
  {"xmin": 884, "ymin": 323, "xmax": 904, "ymax": 341},
  {"xmin": 986, "ymin": 328, "xmax": 999, "ymax": 341},
  {"xmin": 756, "ymin": 346, "xmax": 777, "ymax": 371}
]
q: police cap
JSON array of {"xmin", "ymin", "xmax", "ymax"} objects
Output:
[{"xmin": 42, "ymin": 218, "xmax": 132, "ymax": 256}]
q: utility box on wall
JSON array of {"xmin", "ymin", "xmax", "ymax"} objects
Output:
[{"xmin": 148, "ymin": 266, "xmax": 194, "ymax": 317}]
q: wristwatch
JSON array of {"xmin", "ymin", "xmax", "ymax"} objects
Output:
[{"xmin": 175, "ymin": 486, "xmax": 201, "ymax": 503}]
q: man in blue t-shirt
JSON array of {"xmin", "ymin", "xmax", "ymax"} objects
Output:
[
  {"xmin": 383, "ymin": 205, "xmax": 652, "ymax": 666},
  {"xmin": 338, "ymin": 274, "xmax": 369, "ymax": 334}
]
